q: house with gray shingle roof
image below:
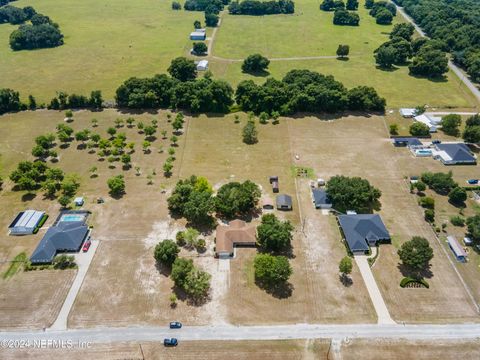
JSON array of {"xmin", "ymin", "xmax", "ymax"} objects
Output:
[
  {"xmin": 338, "ymin": 214, "xmax": 390, "ymax": 254},
  {"xmin": 30, "ymin": 221, "xmax": 89, "ymax": 264},
  {"xmin": 433, "ymin": 143, "xmax": 476, "ymax": 165}
]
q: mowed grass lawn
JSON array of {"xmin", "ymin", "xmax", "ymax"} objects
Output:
[
  {"xmin": 211, "ymin": 0, "xmax": 479, "ymax": 108},
  {"xmin": 0, "ymin": 0, "xmax": 198, "ymax": 102}
]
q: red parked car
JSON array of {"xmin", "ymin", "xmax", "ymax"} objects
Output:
[{"xmin": 82, "ymin": 240, "xmax": 91, "ymax": 252}]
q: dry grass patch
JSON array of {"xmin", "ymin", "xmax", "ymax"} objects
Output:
[
  {"xmin": 287, "ymin": 115, "xmax": 479, "ymax": 322},
  {"xmin": 342, "ymin": 339, "xmax": 480, "ymax": 360},
  {"xmin": 0, "ymin": 270, "xmax": 75, "ymax": 329}
]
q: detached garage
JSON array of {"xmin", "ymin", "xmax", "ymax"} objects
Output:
[{"xmin": 8, "ymin": 210, "xmax": 46, "ymax": 235}]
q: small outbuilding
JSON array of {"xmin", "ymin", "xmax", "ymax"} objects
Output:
[
  {"xmin": 312, "ymin": 189, "xmax": 332, "ymax": 209},
  {"xmin": 447, "ymin": 235, "xmax": 467, "ymax": 262},
  {"xmin": 190, "ymin": 30, "xmax": 206, "ymax": 41},
  {"xmin": 392, "ymin": 137, "xmax": 423, "ymax": 147},
  {"xmin": 9, "ymin": 210, "xmax": 46, "ymax": 235},
  {"xmin": 196, "ymin": 60, "xmax": 209, "ymax": 71},
  {"xmin": 276, "ymin": 194, "xmax": 292, "ymax": 211},
  {"xmin": 74, "ymin": 197, "xmax": 84, "ymax": 206},
  {"xmin": 272, "ymin": 180, "xmax": 279, "ymax": 193},
  {"xmin": 399, "ymin": 108, "xmax": 416, "ymax": 118},
  {"xmin": 261, "ymin": 195, "xmax": 274, "ymax": 210}
]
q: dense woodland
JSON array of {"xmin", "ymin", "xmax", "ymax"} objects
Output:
[
  {"xmin": 228, "ymin": 0, "xmax": 294, "ymax": 15},
  {"xmin": 393, "ymin": 0, "xmax": 480, "ymax": 82},
  {"xmin": 0, "ymin": 5, "xmax": 63, "ymax": 50}
]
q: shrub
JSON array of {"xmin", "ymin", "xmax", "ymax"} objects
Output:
[
  {"xmin": 176, "ymin": 231, "xmax": 186, "ymax": 246},
  {"xmin": 172, "ymin": 1, "xmax": 181, "ymax": 10},
  {"xmin": 400, "ymin": 276, "xmax": 429, "ymax": 288},
  {"xmin": 418, "ymin": 196, "xmax": 435, "ymax": 209},
  {"xmin": 424, "ymin": 209, "xmax": 435, "ymax": 223},
  {"xmin": 53, "ymin": 255, "xmax": 76, "ymax": 269},
  {"xmin": 154, "ymin": 240, "xmax": 180, "ymax": 267},
  {"xmin": 10, "ymin": 23, "xmax": 64, "ymax": 51},
  {"xmin": 450, "ymin": 216, "xmax": 465, "ymax": 227},
  {"xmin": 409, "ymin": 122, "xmax": 430, "ymax": 136}
]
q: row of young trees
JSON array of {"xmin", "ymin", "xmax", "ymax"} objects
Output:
[
  {"xmin": 228, "ymin": 0, "xmax": 295, "ymax": 15},
  {"xmin": 374, "ymin": 23, "xmax": 448, "ymax": 78},
  {"xmin": 393, "ymin": 0, "xmax": 480, "ymax": 83},
  {"xmin": 0, "ymin": 5, "xmax": 64, "ymax": 50}
]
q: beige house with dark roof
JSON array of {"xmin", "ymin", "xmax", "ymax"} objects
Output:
[{"xmin": 215, "ymin": 219, "xmax": 257, "ymax": 258}]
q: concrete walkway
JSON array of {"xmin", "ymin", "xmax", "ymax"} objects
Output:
[
  {"xmin": 48, "ymin": 240, "xmax": 99, "ymax": 331},
  {"xmin": 354, "ymin": 255, "xmax": 395, "ymax": 325}
]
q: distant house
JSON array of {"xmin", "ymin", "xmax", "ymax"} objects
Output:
[
  {"xmin": 276, "ymin": 194, "xmax": 292, "ymax": 211},
  {"xmin": 215, "ymin": 219, "xmax": 257, "ymax": 258},
  {"xmin": 392, "ymin": 137, "xmax": 423, "ymax": 147},
  {"xmin": 432, "ymin": 143, "xmax": 476, "ymax": 165},
  {"xmin": 8, "ymin": 210, "xmax": 45, "ymax": 235},
  {"xmin": 312, "ymin": 189, "xmax": 332, "ymax": 209},
  {"xmin": 414, "ymin": 114, "xmax": 441, "ymax": 133},
  {"xmin": 190, "ymin": 30, "xmax": 206, "ymax": 40},
  {"xmin": 338, "ymin": 214, "xmax": 390, "ymax": 254},
  {"xmin": 447, "ymin": 235, "xmax": 467, "ymax": 262},
  {"xmin": 196, "ymin": 60, "xmax": 209, "ymax": 71},
  {"xmin": 399, "ymin": 108, "xmax": 416, "ymax": 118}
]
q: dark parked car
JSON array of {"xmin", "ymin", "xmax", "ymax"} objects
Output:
[
  {"xmin": 467, "ymin": 179, "xmax": 479, "ymax": 185},
  {"xmin": 164, "ymin": 338, "xmax": 178, "ymax": 347},
  {"xmin": 432, "ymin": 140, "xmax": 441, "ymax": 144},
  {"xmin": 169, "ymin": 321, "xmax": 182, "ymax": 329}
]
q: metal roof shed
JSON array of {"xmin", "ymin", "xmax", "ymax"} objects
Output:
[
  {"xmin": 9, "ymin": 210, "xmax": 45, "ymax": 235},
  {"xmin": 447, "ymin": 236, "xmax": 467, "ymax": 262},
  {"xmin": 276, "ymin": 194, "xmax": 292, "ymax": 210}
]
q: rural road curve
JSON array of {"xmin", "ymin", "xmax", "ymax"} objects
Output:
[
  {"xmin": 393, "ymin": 2, "xmax": 480, "ymax": 103},
  {"xmin": 2, "ymin": 323, "xmax": 480, "ymax": 343}
]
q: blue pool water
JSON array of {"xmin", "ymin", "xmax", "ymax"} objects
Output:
[{"xmin": 60, "ymin": 214, "xmax": 86, "ymax": 222}]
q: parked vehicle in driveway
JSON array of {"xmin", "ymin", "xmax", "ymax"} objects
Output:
[
  {"xmin": 467, "ymin": 179, "xmax": 479, "ymax": 185},
  {"xmin": 169, "ymin": 321, "xmax": 182, "ymax": 329},
  {"xmin": 82, "ymin": 239, "xmax": 91, "ymax": 252},
  {"xmin": 164, "ymin": 338, "xmax": 178, "ymax": 347}
]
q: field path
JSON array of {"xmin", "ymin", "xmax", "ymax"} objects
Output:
[{"xmin": 393, "ymin": 2, "xmax": 480, "ymax": 103}]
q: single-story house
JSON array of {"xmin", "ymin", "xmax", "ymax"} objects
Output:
[
  {"xmin": 447, "ymin": 235, "xmax": 467, "ymax": 262},
  {"xmin": 215, "ymin": 219, "xmax": 257, "ymax": 258},
  {"xmin": 432, "ymin": 143, "xmax": 476, "ymax": 165},
  {"xmin": 196, "ymin": 60, "xmax": 209, "ymax": 71},
  {"xmin": 8, "ymin": 210, "xmax": 45, "ymax": 235},
  {"xmin": 190, "ymin": 30, "xmax": 206, "ymax": 41},
  {"xmin": 338, "ymin": 214, "xmax": 390, "ymax": 254},
  {"xmin": 30, "ymin": 221, "xmax": 89, "ymax": 264},
  {"xmin": 312, "ymin": 189, "xmax": 332, "ymax": 209},
  {"xmin": 399, "ymin": 108, "xmax": 416, "ymax": 118},
  {"xmin": 276, "ymin": 194, "xmax": 292, "ymax": 211},
  {"xmin": 414, "ymin": 114, "xmax": 442, "ymax": 133},
  {"xmin": 392, "ymin": 137, "xmax": 423, "ymax": 147}
]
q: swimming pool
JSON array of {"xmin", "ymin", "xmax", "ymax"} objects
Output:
[
  {"xmin": 415, "ymin": 149, "xmax": 432, "ymax": 157},
  {"xmin": 60, "ymin": 214, "xmax": 86, "ymax": 222}
]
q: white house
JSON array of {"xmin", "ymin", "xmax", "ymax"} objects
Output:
[
  {"xmin": 414, "ymin": 114, "xmax": 442, "ymax": 133},
  {"xmin": 399, "ymin": 108, "xmax": 416, "ymax": 118}
]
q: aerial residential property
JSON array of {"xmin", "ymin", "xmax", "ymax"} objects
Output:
[{"xmin": 0, "ymin": 0, "xmax": 480, "ymax": 358}]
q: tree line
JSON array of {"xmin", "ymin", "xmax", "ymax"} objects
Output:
[
  {"xmin": 393, "ymin": 0, "xmax": 480, "ymax": 83},
  {"xmin": 374, "ymin": 23, "xmax": 448, "ymax": 78},
  {"xmin": 320, "ymin": 0, "xmax": 359, "ymax": 26},
  {"xmin": 366, "ymin": 0, "xmax": 396, "ymax": 25},
  {"xmin": 228, "ymin": 0, "xmax": 295, "ymax": 15},
  {"xmin": 0, "ymin": 5, "xmax": 64, "ymax": 50}
]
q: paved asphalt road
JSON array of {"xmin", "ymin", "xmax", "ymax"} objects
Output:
[
  {"xmin": 392, "ymin": 3, "xmax": 480, "ymax": 104},
  {"xmin": 2, "ymin": 323, "xmax": 480, "ymax": 344}
]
